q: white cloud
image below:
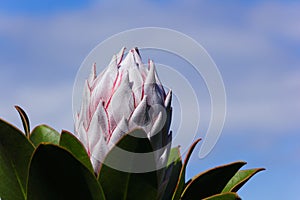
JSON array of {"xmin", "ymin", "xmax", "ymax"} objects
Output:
[
  {"xmin": 248, "ymin": 1, "xmax": 300, "ymax": 42},
  {"xmin": 225, "ymin": 69, "xmax": 300, "ymax": 133},
  {"xmin": 0, "ymin": 82, "xmax": 74, "ymax": 132},
  {"xmin": 0, "ymin": 0, "xmax": 299, "ymax": 137},
  {"xmin": 1, "ymin": 3, "xmax": 300, "ymax": 198}
]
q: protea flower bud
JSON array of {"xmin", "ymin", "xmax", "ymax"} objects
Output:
[{"xmin": 75, "ymin": 47, "xmax": 172, "ymax": 173}]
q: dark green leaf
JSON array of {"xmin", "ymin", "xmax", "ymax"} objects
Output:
[
  {"xmin": 15, "ymin": 105, "xmax": 30, "ymax": 137},
  {"xmin": 222, "ymin": 168, "xmax": 265, "ymax": 193},
  {"xmin": 59, "ymin": 130, "xmax": 94, "ymax": 173},
  {"xmin": 98, "ymin": 129, "xmax": 158, "ymax": 200},
  {"xmin": 0, "ymin": 119, "xmax": 34, "ymax": 200},
  {"xmin": 27, "ymin": 144, "xmax": 105, "ymax": 200},
  {"xmin": 172, "ymin": 139, "xmax": 201, "ymax": 200},
  {"xmin": 203, "ymin": 192, "xmax": 241, "ymax": 200},
  {"xmin": 162, "ymin": 147, "xmax": 182, "ymax": 200},
  {"xmin": 181, "ymin": 161, "xmax": 246, "ymax": 200},
  {"xmin": 30, "ymin": 125, "xmax": 60, "ymax": 147}
]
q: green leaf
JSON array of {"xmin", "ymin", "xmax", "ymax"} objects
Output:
[
  {"xmin": 98, "ymin": 129, "xmax": 158, "ymax": 200},
  {"xmin": 14, "ymin": 105, "xmax": 30, "ymax": 137},
  {"xmin": 29, "ymin": 125, "xmax": 60, "ymax": 147},
  {"xmin": 0, "ymin": 118, "xmax": 34, "ymax": 200},
  {"xmin": 162, "ymin": 147, "xmax": 182, "ymax": 200},
  {"xmin": 181, "ymin": 161, "xmax": 246, "ymax": 200},
  {"xmin": 27, "ymin": 144, "xmax": 105, "ymax": 200},
  {"xmin": 203, "ymin": 192, "xmax": 241, "ymax": 200},
  {"xmin": 59, "ymin": 130, "xmax": 94, "ymax": 173},
  {"xmin": 167, "ymin": 146, "xmax": 182, "ymax": 167},
  {"xmin": 222, "ymin": 168, "xmax": 265, "ymax": 193},
  {"xmin": 172, "ymin": 139, "xmax": 201, "ymax": 200}
]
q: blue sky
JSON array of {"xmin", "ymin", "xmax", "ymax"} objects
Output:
[{"xmin": 1, "ymin": 0, "xmax": 300, "ymax": 199}]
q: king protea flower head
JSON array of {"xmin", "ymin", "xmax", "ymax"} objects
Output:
[{"xmin": 75, "ymin": 47, "xmax": 172, "ymax": 173}]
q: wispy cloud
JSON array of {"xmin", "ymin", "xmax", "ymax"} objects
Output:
[
  {"xmin": 0, "ymin": 82, "xmax": 73, "ymax": 132},
  {"xmin": 1, "ymin": 0, "xmax": 299, "ymax": 134},
  {"xmin": 1, "ymin": 1, "xmax": 300, "ymax": 199}
]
